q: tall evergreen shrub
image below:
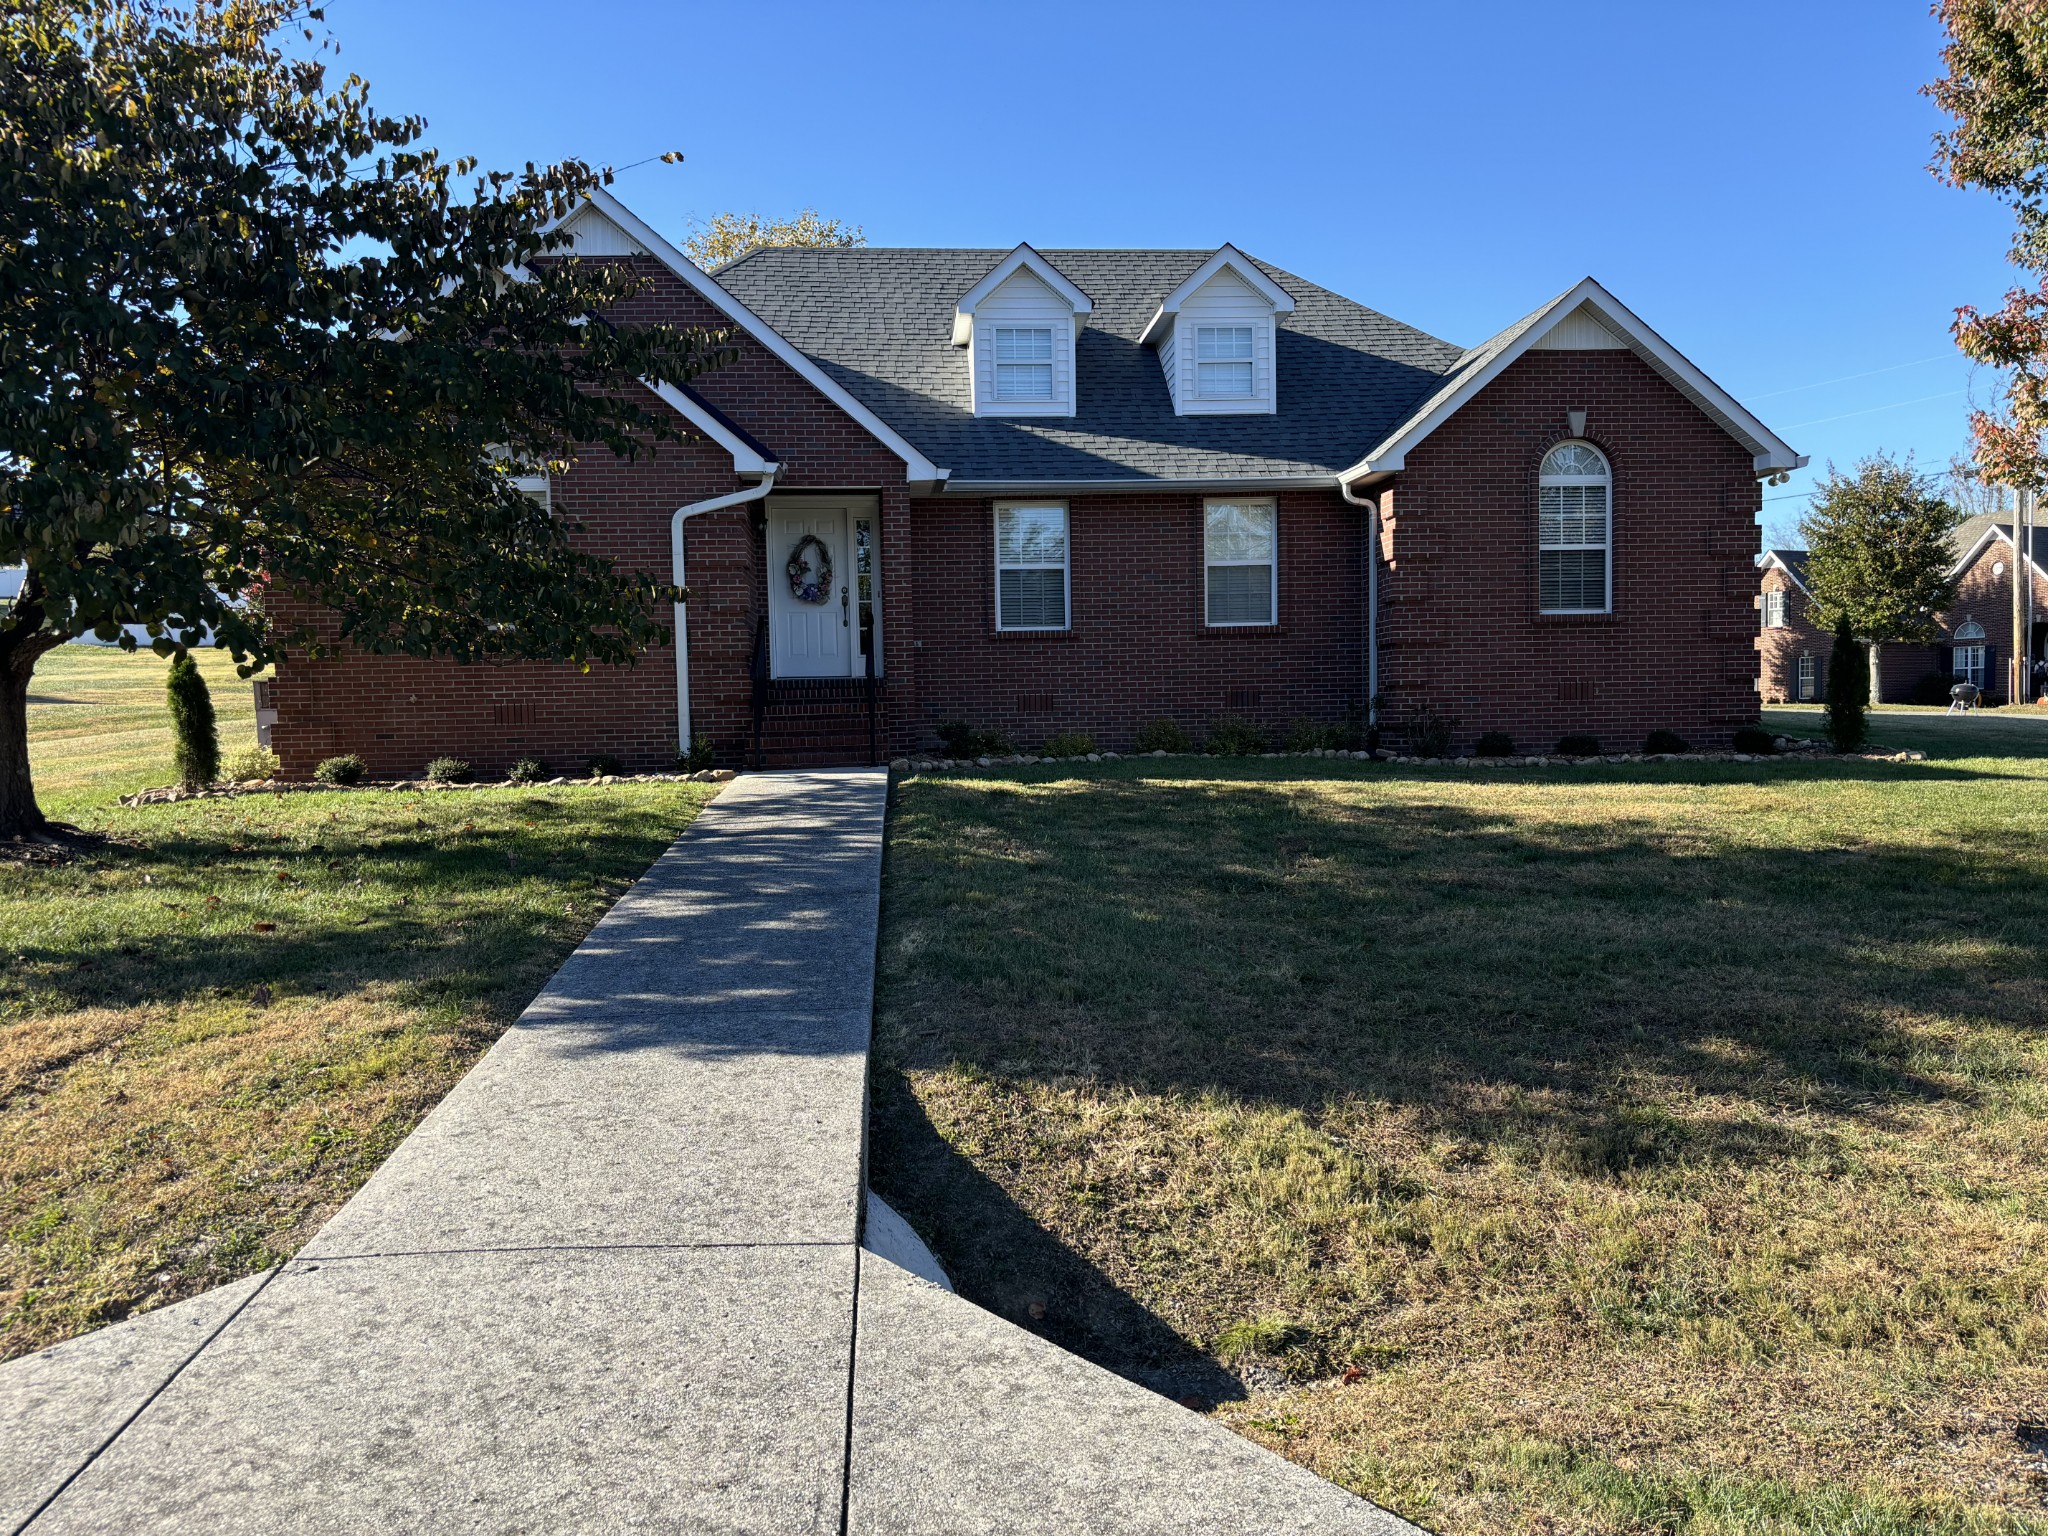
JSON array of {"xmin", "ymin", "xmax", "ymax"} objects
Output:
[
  {"xmin": 1826, "ymin": 618, "xmax": 1868, "ymax": 753},
  {"xmin": 166, "ymin": 653, "xmax": 220, "ymax": 787}
]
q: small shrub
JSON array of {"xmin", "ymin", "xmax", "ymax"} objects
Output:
[
  {"xmin": 685, "ymin": 733, "xmax": 716, "ymax": 772},
  {"xmin": 165, "ymin": 653, "xmax": 220, "ymax": 787},
  {"xmin": 1134, "ymin": 718, "xmax": 1192, "ymax": 753},
  {"xmin": 936, "ymin": 721, "xmax": 1013, "ymax": 758},
  {"xmin": 1205, "ymin": 716, "xmax": 1267, "ymax": 756},
  {"xmin": 425, "ymin": 756, "xmax": 473, "ymax": 784},
  {"xmin": 1042, "ymin": 731, "xmax": 1095, "ymax": 758},
  {"xmin": 314, "ymin": 753, "xmax": 366, "ymax": 786},
  {"xmin": 1555, "ymin": 733, "xmax": 1601, "ymax": 758},
  {"xmin": 585, "ymin": 752, "xmax": 625, "ymax": 778},
  {"xmin": 1284, "ymin": 719, "xmax": 1347, "ymax": 752},
  {"xmin": 223, "ymin": 744, "xmax": 280, "ymax": 782},
  {"xmin": 1474, "ymin": 730, "xmax": 1515, "ymax": 758},
  {"xmin": 506, "ymin": 756, "xmax": 549, "ymax": 784},
  {"xmin": 1731, "ymin": 726, "xmax": 1777, "ymax": 755},
  {"xmin": 1642, "ymin": 729, "xmax": 1690, "ymax": 755},
  {"xmin": 1409, "ymin": 709, "xmax": 1456, "ymax": 758}
]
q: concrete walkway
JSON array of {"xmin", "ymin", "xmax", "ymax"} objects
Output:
[{"xmin": 2, "ymin": 769, "xmax": 1418, "ymax": 1534}]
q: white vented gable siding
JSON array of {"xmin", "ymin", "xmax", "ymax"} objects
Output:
[
  {"xmin": 972, "ymin": 268, "xmax": 1077, "ymax": 417},
  {"xmin": 1169, "ymin": 267, "xmax": 1277, "ymax": 415},
  {"xmin": 555, "ymin": 205, "xmax": 652, "ymax": 258},
  {"xmin": 1532, "ymin": 303, "xmax": 1628, "ymax": 350}
]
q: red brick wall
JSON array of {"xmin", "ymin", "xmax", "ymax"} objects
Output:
[
  {"xmin": 1376, "ymin": 349, "xmax": 1762, "ymax": 753},
  {"xmin": 1756, "ymin": 566, "xmax": 1830, "ymax": 703},
  {"xmin": 268, "ymin": 258, "xmax": 916, "ymax": 779},
  {"xmin": 905, "ymin": 489, "xmax": 1366, "ymax": 754}
]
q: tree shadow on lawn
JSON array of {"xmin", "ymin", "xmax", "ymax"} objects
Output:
[{"xmin": 869, "ymin": 767, "xmax": 2048, "ymax": 1384}]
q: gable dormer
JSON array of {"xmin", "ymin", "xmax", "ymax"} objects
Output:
[
  {"xmin": 1139, "ymin": 246, "xmax": 1294, "ymax": 415},
  {"xmin": 952, "ymin": 246, "xmax": 1092, "ymax": 417}
]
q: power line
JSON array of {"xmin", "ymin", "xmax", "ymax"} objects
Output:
[
  {"xmin": 1745, "ymin": 353, "xmax": 1956, "ymax": 400},
  {"xmin": 1781, "ymin": 390, "xmax": 1967, "ymax": 430}
]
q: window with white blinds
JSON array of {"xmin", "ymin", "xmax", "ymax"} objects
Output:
[
  {"xmin": 1537, "ymin": 441, "xmax": 1611, "ymax": 613},
  {"xmin": 1205, "ymin": 499, "xmax": 1276, "ymax": 625},
  {"xmin": 1195, "ymin": 325, "xmax": 1255, "ymax": 398},
  {"xmin": 995, "ymin": 502, "xmax": 1069, "ymax": 630},
  {"xmin": 993, "ymin": 327, "xmax": 1055, "ymax": 402}
]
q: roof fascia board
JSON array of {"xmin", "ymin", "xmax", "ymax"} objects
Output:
[
  {"xmin": 1138, "ymin": 244, "xmax": 1296, "ymax": 347},
  {"xmin": 1339, "ymin": 277, "xmax": 1808, "ymax": 483},
  {"xmin": 939, "ymin": 474, "xmax": 1339, "ymax": 497},
  {"xmin": 951, "ymin": 244, "xmax": 1094, "ymax": 346},
  {"xmin": 1758, "ymin": 551, "xmax": 1812, "ymax": 596},
  {"xmin": 583, "ymin": 188, "xmax": 947, "ymax": 485},
  {"xmin": 1953, "ymin": 522, "xmax": 2048, "ymax": 581},
  {"xmin": 644, "ymin": 378, "xmax": 773, "ymax": 476}
]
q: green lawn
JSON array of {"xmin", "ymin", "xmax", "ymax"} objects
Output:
[
  {"xmin": 3, "ymin": 647, "xmax": 717, "ymax": 1358},
  {"xmin": 871, "ymin": 733, "xmax": 2048, "ymax": 1536}
]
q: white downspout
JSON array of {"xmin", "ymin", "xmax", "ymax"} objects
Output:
[
  {"xmin": 1339, "ymin": 477, "xmax": 1381, "ymax": 738},
  {"xmin": 671, "ymin": 468, "xmax": 779, "ymax": 757}
]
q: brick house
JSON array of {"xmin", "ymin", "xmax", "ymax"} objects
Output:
[
  {"xmin": 1756, "ymin": 516, "xmax": 2048, "ymax": 705},
  {"xmin": 268, "ymin": 190, "xmax": 1806, "ymax": 774}
]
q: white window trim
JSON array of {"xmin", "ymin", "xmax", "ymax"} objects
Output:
[
  {"xmin": 1538, "ymin": 440, "xmax": 1613, "ymax": 616},
  {"xmin": 1763, "ymin": 589, "xmax": 1787, "ymax": 629},
  {"xmin": 1796, "ymin": 652, "xmax": 1817, "ymax": 700},
  {"xmin": 993, "ymin": 500, "xmax": 1071, "ymax": 632},
  {"xmin": 1194, "ymin": 325, "xmax": 1256, "ymax": 401},
  {"xmin": 1203, "ymin": 497, "xmax": 1279, "ymax": 627},
  {"xmin": 992, "ymin": 325, "xmax": 1057, "ymax": 405},
  {"xmin": 1955, "ymin": 642, "xmax": 1987, "ymax": 688}
]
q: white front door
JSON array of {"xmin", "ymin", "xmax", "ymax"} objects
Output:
[{"xmin": 767, "ymin": 504, "xmax": 851, "ymax": 678}]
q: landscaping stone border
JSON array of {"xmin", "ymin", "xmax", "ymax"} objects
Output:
[{"xmin": 119, "ymin": 769, "xmax": 737, "ymax": 806}]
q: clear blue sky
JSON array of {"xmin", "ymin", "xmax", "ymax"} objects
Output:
[{"xmin": 334, "ymin": 0, "xmax": 2017, "ymax": 545}]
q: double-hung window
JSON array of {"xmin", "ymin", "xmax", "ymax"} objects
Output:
[
  {"xmin": 1195, "ymin": 325, "xmax": 1255, "ymax": 398},
  {"xmin": 1205, "ymin": 499, "xmax": 1277, "ymax": 625},
  {"xmin": 1538, "ymin": 441, "xmax": 1611, "ymax": 613},
  {"xmin": 1796, "ymin": 653, "xmax": 1817, "ymax": 700},
  {"xmin": 995, "ymin": 502, "xmax": 1069, "ymax": 630},
  {"xmin": 1955, "ymin": 643, "xmax": 1987, "ymax": 688},
  {"xmin": 992, "ymin": 327, "xmax": 1055, "ymax": 403},
  {"xmin": 1763, "ymin": 590, "xmax": 1787, "ymax": 628}
]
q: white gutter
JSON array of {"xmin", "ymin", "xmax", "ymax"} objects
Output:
[
  {"xmin": 672, "ymin": 469, "xmax": 779, "ymax": 755},
  {"xmin": 1338, "ymin": 477, "xmax": 1381, "ymax": 736}
]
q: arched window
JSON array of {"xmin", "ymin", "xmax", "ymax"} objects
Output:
[
  {"xmin": 1538, "ymin": 441, "xmax": 1611, "ymax": 613},
  {"xmin": 1953, "ymin": 619, "xmax": 1985, "ymax": 641}
]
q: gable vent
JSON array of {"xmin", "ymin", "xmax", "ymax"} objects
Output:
[{"xmin": 1534, "ymin": 304, "xmax": 1627, "ymax": 351}]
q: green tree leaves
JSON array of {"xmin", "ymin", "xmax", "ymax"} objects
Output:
[{"xmin": 1798, "ymin": 454, "xmax": 1960, "ymax": 644}]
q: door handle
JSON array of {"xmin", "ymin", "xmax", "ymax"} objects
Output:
[{"xmin": 841, "ymin": 585, "xmax": 850, "ymax": 626}]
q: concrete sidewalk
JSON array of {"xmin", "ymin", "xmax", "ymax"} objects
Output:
[{"xmin": 3, "ymin": 768, "xmax": 1419, "ymax": 1534}]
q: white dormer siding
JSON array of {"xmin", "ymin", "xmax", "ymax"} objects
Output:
[
  {"xmin": 971, "ymin": 268, "xmax": 1077, "ymax": 416},
  {"xmin": 953, "ymin": 245, "xmax": 1092, "ymax": 418},
  {"xmin": 1140, "ymin": 247, "xmax": 1294, "ymax": 416}
]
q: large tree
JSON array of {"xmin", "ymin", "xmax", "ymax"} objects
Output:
[
  {"xmin": 1930, "ymin": 1, "xmax": 2048, "ymax": 484},
  {"xmin": 0, "ymin": 1, "xmax": 735, "ymax": 845},
  {"xmin": 1798, "ymin": 454, "xmax": 1961, "ymax": 702}
]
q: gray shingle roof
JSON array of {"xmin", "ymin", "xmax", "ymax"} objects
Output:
[{"xmin": 712, "ymin": 248, "xmax": 1465, "ymax": 486}]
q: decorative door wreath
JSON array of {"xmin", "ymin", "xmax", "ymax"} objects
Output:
[{"xmin": 785, "ymin": 534, "xmax": 834, "ymax": 605}]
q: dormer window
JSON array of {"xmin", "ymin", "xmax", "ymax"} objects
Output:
[
  {"xmin": 993, "ymin": 326, "xmax": 1055, "ymax": 403},
  {"xmin": 1196, "ymin": 326, "xmax": 1255, "ymax": 398},
  {"xmin": 1140, "ymin": 245, "xmax": 1294, "ymax": 416},
  {"xmin": 952, "ymin": 245, "xmax": 1092, "ymax": 418}
]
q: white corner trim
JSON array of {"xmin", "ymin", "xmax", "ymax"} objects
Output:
[
  {"xmin": 1138, "ymin": 245, "xmax": 1295, "ymax": 347},
  {"xmin": 951, "ymin": 244, "xmax": 1093, "ymax": 346},
  {"xmin": 581, "ymin": 188, "xmax": 947, "ymax": 485},
  {"xmin": 644, "ymin": 378, "xmax": 773, "ymax": 476},
  {"xmin": 1339, "ymin": 277, "xmax": 1808, "ymax": 483}
]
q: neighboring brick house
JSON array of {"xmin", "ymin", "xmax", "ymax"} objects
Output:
[
  {"xmin": 1756, "ymin": 550, "xmax": 1831, "ymax": 703},
  {"xmin": 1756, "ymin": 516, "xmax": 2048, "ymax": 705},
  {"xmin": 269, "ymin": 190, "xmax": 1806, "ymax": 775}
]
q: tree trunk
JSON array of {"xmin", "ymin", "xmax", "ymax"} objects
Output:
[
  {"xmin": 1867, "ymin": 640, "xmax": 1882, "ymax": 705},
  {"xmin": 0, "ymin": 569, "xmax": 67, "ymax": 841}
]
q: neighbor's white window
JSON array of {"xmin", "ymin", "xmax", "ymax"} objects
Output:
[
  {"xmin": 1955, "ymin": 642, "xmax": 1987, "ymax": 688},
  {"xmin": 1538, "ymin": 441, "xmax": 1611, "ymax": 613},
  {"xmin": 1763, "ymin": 589, "xmax": 1787, "ymax": 628},
  {"xmin": 995, "ymin": 502, "xmax": 1069, "ymax": 630},
  {"xmin": 1195, "ymin": 325, "xmax": 1255, "ymax": 398},
  {"xmin": 992, "ymin": 326, "xmax": 1055, "ymax": 403},
  {"xmin": 1796, "ymin": 652, "xmax": 1816, "ymax": 700},
  {"xmin": 1205, "ymin": 499, "xmax": 1277, "ymax": 625}
]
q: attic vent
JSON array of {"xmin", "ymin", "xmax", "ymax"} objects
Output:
[
  {"xmin": 489, "ymin": 703, "xmax": 536, "ymax": 726},
  {"xmin": 1534, "ymin": 303, "xmax": 1627, "ymax": 351}
]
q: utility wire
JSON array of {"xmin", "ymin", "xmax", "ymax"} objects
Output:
[
  {"xmin": 1745, "ymin": 353, "xmax": 1956, "ymax": 400},
  {"xmin": 1781, "ymin": 390, "xmax": 1967, "ymax": 430}
]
